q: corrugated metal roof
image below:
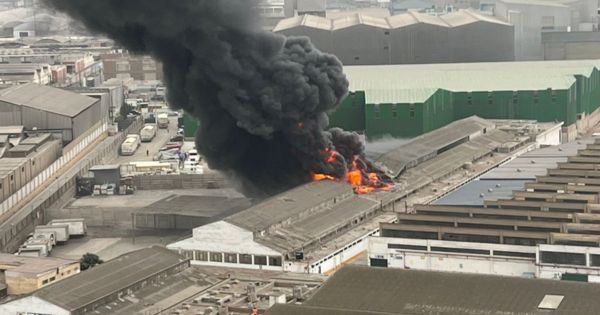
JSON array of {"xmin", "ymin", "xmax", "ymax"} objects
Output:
[
  {"xmin": 275, "ymin": 9, "xmax": 508, "ymax": 32},
  {"xmin": 0, "ymin": 83, "xmax": 98, "ymax": 117},
  {"xmin": 376, "ymin": 116, "xmax": 495, "ymax": 177},
  {"xmin": 344, "ymin": 60, "xmax": 600, "ymax": 104},
  {"xmin": 34, "ymin": 246, "xmax": 187, "ymax": 312},
  {"xmin": 265, "ymin": 265, "xmax": 600, "ymax": 315},
  {"xmin": 225, "ymin": 181, "xmax": 352, "ymax": 232}
]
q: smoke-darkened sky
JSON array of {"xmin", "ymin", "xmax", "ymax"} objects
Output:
[{"xmin": 44, "ymin": 0, "xmax": 367, "ymax": 196}]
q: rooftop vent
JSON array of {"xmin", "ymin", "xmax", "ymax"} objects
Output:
[{"xmin": 538, "ymin": 295, "xmax": 564, "ymax": 310}]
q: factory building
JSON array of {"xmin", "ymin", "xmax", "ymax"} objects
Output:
[
  {"xmin": 168, "ymin": 181, "xmax": 387, "ymax": 275},
  {"xmin": 274, "ymin": 9, "xmax": 514, "ymax": 65},
  {"xmin": 100, "ymin": 52, "xmax": 163, "ymax": 81},
  {"xmin": 495, "ymin": 0, "xmax": 598, "ymax": 61},
  {"xmin": 0, "ymin": 133, "xmax": 62, "ymax": 204},
  {"xmin": 543, "ymin": 32, "xmax": 600, "ymax": 61},
  {"xmin": 0, "ymin": 83, "xmax": 103, "ymax": 143},
  {"xmin": 0, "ymin": 254, "xmax": 79, "ymax": 295},
  {"xmin": 0, "ymin": 246, "xmax": 189, "ymax": 315},
  {"xmin": 369, "ymin": 137, "xmax": 600, "ymax": 281},
  {"xmin": 331, "ymin": 60, "xmax": 600, "ymax": 140},
  {"xmin": 266, "ymin": 265, "xmax": 600, "ymax": 315},
  {"xmin": 0, "ymin": 63, "xmax": 52, "ymax": 85}
]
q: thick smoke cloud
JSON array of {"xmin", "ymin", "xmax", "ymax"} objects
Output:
[{"xmin": 46, "ymin": 0, "xmax": 363, "ymax": 196}]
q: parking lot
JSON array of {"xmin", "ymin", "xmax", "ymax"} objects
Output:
[{"xmin": 113, "ymin": 116, "xmax": 179, "ymax": 164}]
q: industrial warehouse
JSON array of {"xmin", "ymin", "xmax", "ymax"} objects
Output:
[
  {"xmin": 2, "ymin": 0, "xmax": 600, "ymax": 314},
  {"xmin": 331, "ymin": 59, "xmax": 600, "ymax": 139},
  {"xmin": 266, "ymin": 265, "xmax": 600, "ymax": 315},
  {"xmin": 274, "ymin": 9, "xmax": 514, "ymax": 65},
  {"xmin": 167, "ymin": 116, "xmax": 559, "ymax": 275},
  {"xmin": 369, "ymin": 137, "xmax": 600, "ymax": 281}
]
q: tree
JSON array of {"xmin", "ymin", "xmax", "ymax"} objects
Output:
[
  {"xmin": 80, "ymin": 253, "xmax": 103, "ymax": 271},
  {"xmin": 119, "ymin": 102, "xmax": 133, "ymax": 119}
]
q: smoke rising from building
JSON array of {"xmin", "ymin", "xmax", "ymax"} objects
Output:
[{"xmin": 44, "ymin": 0, "xmax": 376, "ymax": 196}]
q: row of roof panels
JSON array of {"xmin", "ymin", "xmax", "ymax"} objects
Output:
[
  {"xmin": 274, "ymin": 9, "xmax": 510, "ymax": 32},
  {"xmin": 0, "ymin": 83, "xmax": 98, "ymax": 117},
  {"xmin": 266, "ymin": 265, "xmax": 600, "ymax": 315},
  {"xmin": 343, "ymin": 59, "xmax": 597, "ymax": 104}
]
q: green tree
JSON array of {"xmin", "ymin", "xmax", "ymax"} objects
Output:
[
  {"xmin": 119, "ymin": 102, "xmax": 133, "ymax": 119},
  {"xmin": 80, "ymin": 253, "xmax": 103, "ymax": 271}
]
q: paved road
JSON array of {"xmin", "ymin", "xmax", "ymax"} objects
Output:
[{"xmin": 113, "ymin": 116, "xmax": 178, "ymax": 164}]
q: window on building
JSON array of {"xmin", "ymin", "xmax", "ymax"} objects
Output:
[
  {"xmin": 195, "ymin": 251, "xmax": 208, "ymax": 261},
  {"xmin": 540, "ymin": 251, "xmax": 586, "ymax": 266},
  {"xmin": 10, "ymin": 175, "xmax": 13, "ymax": 181},
  {"xmin": 224, "ymin": 253, "xmax": 237, "ymax": 264},
  {"xmin": 42, "ymin": 279, "xmax": 48, "ymax": 285},
  {"xmin": 467, "ymin": 93, "xmax": 472, "ymax": 105},
  {"xmin": 116, "ymin": 61, "xmax": 130, "ymax": 72},
  {"xmin": 384, "ymin": 31, "xmax": 390, "ymax": 35},
  {"xmin": 254, "ymin": 255, "xmax": 267, "ymax": 266},
  {"xmin": 182, "ymin": 250, "xmax": 194, "ymax": 260},
  {"xmin": 551, "ymin": 90, "xmax": 557, "ymax": 102},
  {"xmin": 49, "ymin": 276, "xmax": 56, "ymax": 282},
  {"xmin": 541, "ymin": 16, "xmax": 555, "ymax": 30},
  {"xmin": 239, "ymin": 254, "xmax": 252, "ymax": 264},
  {"xmin": 354, "ymin": 56, "xmax": 360, "ymax": 61},
  {"xmin": 209, "ymin": 252, "xmax": 223, "ymax": 262},
  {"xmin": 533, "ymin": 91, "xmax": 539, "ymax": 104},
  {"xmin": 269, "ymin": 256, "xmax": 282, "ymax": 266}
]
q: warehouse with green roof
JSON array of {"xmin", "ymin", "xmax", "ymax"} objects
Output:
[{"xmin": 331, "ymin": 60, "xmax": 600, "ymax": 139}]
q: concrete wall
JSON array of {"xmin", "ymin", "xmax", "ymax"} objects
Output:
[
  {"xmin": 543, "ymin": 32, "xmax": 600, "ymax": 60},
  {"xmin": 368, "ymin": 237, "xmax": 537, "ymax": 277},
  {"xmin": 133, "ymin": 173, "xmax": 228, "ymax": 190}
]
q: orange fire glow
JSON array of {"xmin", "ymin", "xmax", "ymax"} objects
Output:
[{"xmin": 312, "ymin": 149, "xmax": 393, "ymax": 194}]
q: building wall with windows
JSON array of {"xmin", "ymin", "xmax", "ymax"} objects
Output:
[
  {"xmin": 369, "ymin": 237, "xmax": 600, "ymax": 282},
  {"xmin": 168, "ymin": 221, "xmax": 285, "ymax": 271}
]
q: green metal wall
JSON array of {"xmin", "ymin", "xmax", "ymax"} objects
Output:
[
  {"xmin": 328, "ymin": 91, "xmax": 366, "ymax": 132},
  {"xmin": 363, "ymin": 90, "xmax": 454, "ymax": 139},
  {"xmin": 331, "ymin": 67, "xmax": 600, "ymax": 139},
  {"xmin": 183, "ymin": 111, "xmax": 200, "ymax": 138}
]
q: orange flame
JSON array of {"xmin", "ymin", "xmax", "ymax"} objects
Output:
[{"xmin": 312, "ymin": 150, "xmax": 393, "ymax": 195}]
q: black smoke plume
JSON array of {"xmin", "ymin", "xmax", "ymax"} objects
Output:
[{"xmin": 46, "ymin": 0, "xmax": 368, "ymax": 196}]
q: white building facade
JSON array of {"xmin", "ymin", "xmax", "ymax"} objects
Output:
[{"xmin": 369, "ymin": 237, "xmax": 600, "ymax": 281}]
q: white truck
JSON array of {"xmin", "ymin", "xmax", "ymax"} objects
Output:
[
  {"xmin": 48, "ymin": 218, "xmax": 87, "ymax": 237},
  {"xmin": 157, "ymin": 113, "xmax": 169, "ymax": 129},
  {"xmin": 18, "ymin": 240, "xmax": 51, "ymax": 257},
  {"xmin": 30, "ymin": 230, "xmax": 57, "ymax": 246},
  {"xmin": 121, "ymin": 134, "xmax": 141, "ymax": 156},
  {"xmin": 35, "ymin": 225, "xmax": 69, "ymax": 243},
  {"xmin": 140, "ymin": 124, "xmax": 157, "ymax": 142}
]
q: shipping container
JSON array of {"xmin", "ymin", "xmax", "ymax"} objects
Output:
[
  {"xmin": 35, "ymin": 225, "xmax": 69, "ymax": 242},
  {"xmin": 48, "ymin": 219, "xmax": 87, "ymax": 236}
]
